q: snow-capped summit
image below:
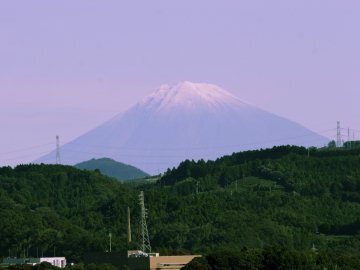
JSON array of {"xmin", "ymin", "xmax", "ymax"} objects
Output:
[
  {"xmin": 139, "ymin": 81, "xmax": 246, "ymax": 112},
  {"xmin": 35, "ymin": 82, "xmax": 328, "ymax": 174}
]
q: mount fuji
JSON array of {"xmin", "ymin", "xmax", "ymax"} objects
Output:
[{"xmin": 36, "ymin": 81, "xmax": 328, "ymax": 174}]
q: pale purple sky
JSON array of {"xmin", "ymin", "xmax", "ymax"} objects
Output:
[{"xmin": 1, "ymin": 0, "xmax": 360, "ymax": 166}]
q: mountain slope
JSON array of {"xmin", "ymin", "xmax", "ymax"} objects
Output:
[
  {"xmin": 75, "ymin": 158, "xmax": 149, "ymax": 180},
  {"xmin": 35, "ymin": 81, "xmax": 328, "ymax": 174}
]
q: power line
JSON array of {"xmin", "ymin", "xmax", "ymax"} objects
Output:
[
  {"xmin": 70, "ymin": 128, "xmax": 336, "ymax": 152},
  {"xmin": 0, "ymin": 142, "xmax": 53, "ymax": 155},
  {"xmin": 339, "ymin": 127, "xmax": 360, "ymax": 142},
  {"xmin": 61, "ymin": 136, "xmax": 328, "ymax": 160},
  {"xmin": 3, "ymin": 126, "xmax": 360, "ymax": 166},
  {"xmin": 0, "ymin": 150, "xmax": 53, "ymax": 163},
  {"xmin": 0, "ymin": 128, "xmax": 334, "ymax": 165},
  {"xmin": 0, "ymin": 127, "xmax": 336, "ymax": 158}
]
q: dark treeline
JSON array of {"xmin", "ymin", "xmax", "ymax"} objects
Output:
[
  {"xmin": 1, "ymin": 146, "xmax": 360, "ymax": 268},
  {"xmin": 183, "ymin": 248, "xmax": 360, "ymax": 270}
]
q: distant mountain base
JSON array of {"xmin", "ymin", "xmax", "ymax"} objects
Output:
[
  {"xmin": 35, "ymin": 81, "xmax": 328, "ymax": 174},
  {"xmin": 75, "ymin": 157, "xmax": 149, "ymax": 181}
]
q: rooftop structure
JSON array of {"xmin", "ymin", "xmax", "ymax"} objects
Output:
[
  {"xmin": 85, "ymin": 250, "xmax": 199, "ymax": 270},
  {"xmin": 129, "ymin": 253, "xmax": 200, "ymax": 270}
]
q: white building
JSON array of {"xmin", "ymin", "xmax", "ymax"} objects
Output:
[
  {"xmin": 1, "ymin": 257, "xmax": 67, "ymax": 268},
  {"xmin": 38, "ymin": 257, "xmax": 67, "ymax": 268}
]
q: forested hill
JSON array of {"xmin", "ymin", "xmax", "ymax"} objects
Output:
[
  {"xmin": 0, "ymin": 164, "xmax": 137, "ymax": 262},
  {"xmin": 1, "ymin": 146, "xmax": 360, "ymax": 267},
  {"xmin": 161, "ymin": 146, "xmax": 360, "ymax": 196},
  {"xmin": 148, "ymin": 146, "xmax": 360, "ymax": 253},
  {"xmin": 75, "ymin": 158, "xmax": 149, "ymax": 181}
]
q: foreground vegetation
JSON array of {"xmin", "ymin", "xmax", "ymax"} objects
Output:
[
  {"xmin": 1, "ymin": 146, "xmax": 360, "ymax": 268},
  {"xmin": 183, "ymin": 248, "xmax": 360, "ymax": 270}
]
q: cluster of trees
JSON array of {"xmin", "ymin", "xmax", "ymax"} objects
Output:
[
  {"xmin": 183, "ymin": 248, "xmax": 360, "ymax": 270},
  {"xmin": 328, "ymin": 140, "xmax": 360, "ymax": 149},
  {"xmin": 1, "ymin": 146, "xmax": 360, "ymax": 268}
]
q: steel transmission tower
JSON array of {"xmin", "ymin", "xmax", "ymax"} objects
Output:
[
  {"xmin": 139, "ymin": 191, "xmax": 151, "ymax": 253},
  {"xmin": 56, "ymin": 135, "xmax": 61, "ymax": 164},
  {"xmin": 336, "ymin": 121, "xmax": 342, "ymax": 148}
]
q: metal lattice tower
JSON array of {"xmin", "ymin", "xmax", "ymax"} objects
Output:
[
  {"xmin": 139, "ymin": 191, "xmax": 151, "ymax": 253},
  {"xmin": 336, "ymin": 121, "xmax": 342, "ymax": 148},
  {"xmin": 56, "ymin": 135, "xmax": 61, "ymax": 164}
]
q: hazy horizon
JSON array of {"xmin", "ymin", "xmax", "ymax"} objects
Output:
[{"xmin": 1, "ymin": 0, "xmax": 360, "ymax": 166}]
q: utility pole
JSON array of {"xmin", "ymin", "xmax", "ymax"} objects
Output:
[
  {"xmin": 336, "ymin": 121, "xmax": 342, "ymax": 148},
  {"xmin": 109, "ymin": 232, "xmax": 112, "ymax": 252},
  {"xmin": 56, "ymin": 135, "xmax": 61, "ymax": 164},
  {"xmin": 127, "ymin": 207, "xmax": 132, "ymax": 244},
  {"xmin": 139, "ymin": 191, "xmax": 151, "ymax": 253},
  {"xmin": 348, "ymin": 128, "xmax": 351, "ymax": 149}
]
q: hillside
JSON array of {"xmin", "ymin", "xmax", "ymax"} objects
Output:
[
  {"xmin": 0, "ymin": 164, "xmax": 136, "ymax": 262},
  {"xmin": 1, "ymin": 146, "xmax": 360, "ymax": 267},
  {"xmin": 75, "ymin": 158, "xmax": 149, "ymax": 181}
]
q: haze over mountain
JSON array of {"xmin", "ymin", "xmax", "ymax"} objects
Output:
[{"xmin": 36, "ymin": 81, "xmax": 328, "ymax": 174}]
